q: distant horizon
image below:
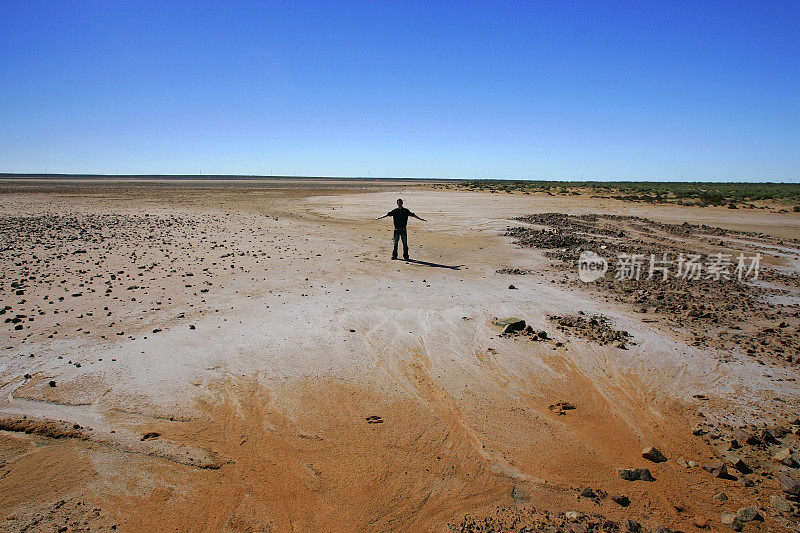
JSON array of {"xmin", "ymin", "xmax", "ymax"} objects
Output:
[{"xmin": 0, "ymin": 172, "xmax": 798, "ymax": 184}]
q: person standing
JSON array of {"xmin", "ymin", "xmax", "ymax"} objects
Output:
[{"xmin": 375, "ymin": 199, "xmax": 426, "ymax": 260}]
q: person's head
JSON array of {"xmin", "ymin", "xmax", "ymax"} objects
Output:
[{"xmin": 397, "ymin": 198, "xmax": 403, "ymax": 207}]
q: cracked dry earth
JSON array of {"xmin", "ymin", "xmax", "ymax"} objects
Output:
[{"xmin": 0, "ymin": 181, "xmax": 799, "ymax": 532}]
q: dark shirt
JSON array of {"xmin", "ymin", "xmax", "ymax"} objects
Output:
[{"xmin": 387, "ymin": 207, "xmax": 415, "ymax": 229}]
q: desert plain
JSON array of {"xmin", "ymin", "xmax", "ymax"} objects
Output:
[{"xmin": 0, "ymin": 178, "xmax": 799, "ymax": 532}]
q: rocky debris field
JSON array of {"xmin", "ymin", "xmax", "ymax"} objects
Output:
[
  {"xmin": 685, "ymin": 416, "xmax": 800, "ymax": 529},
  {"xmin": 504, "ymin": 213, "xmax": 800, "ymax": 368},
  {"xmin": 496, "ymin": 267, "xmax": 536, "ymax": 275},
  {"xmin": 489, "ymin": 313, "xmax": 632, "ymax": 350},
  {"xmin": 549, "ymin": 313, "xmax": 632, "ymax": 348},
  {"xmin": 497, "ymin": 211, "xmax": 800, "ymax": 532},
  {"xmin": 2, "ymin": 497, "xmax": 119, "ymax": 532},
  {"xmin": 0, "ymin": 210, "xmax": 311, "ymax": 353},
  {"xmin": 510, "ymin": 213, "xmax": 799, "ymax": 247},
  {"xmin": 450, "ymin": 506, "xmax": 692, "ymax": 533},
  {"xmin": 491, "ymin": 317, "xmax": 547, "ymax": 338},
  {"xmin": 594, "ymin": 276, "xmax": 799, "ymax": 365}
]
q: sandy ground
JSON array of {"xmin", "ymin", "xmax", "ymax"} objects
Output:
[{"xmin": 0, "ymin": 180, "xmax": 799, "ymax": 532}]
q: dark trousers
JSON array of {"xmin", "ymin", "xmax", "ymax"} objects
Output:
[{"xmin": 392, "ymin": 228, "xmax": 408, "ymax": 258}]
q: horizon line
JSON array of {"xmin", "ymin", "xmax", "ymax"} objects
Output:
[{"xmin": 1, "ymin": 173, "xmax": 798, "ymax": 184}]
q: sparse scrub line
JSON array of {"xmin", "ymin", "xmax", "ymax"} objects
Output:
[{"xmin": 449, "ymin": 180, "xmax": 800, "ymax": 208}]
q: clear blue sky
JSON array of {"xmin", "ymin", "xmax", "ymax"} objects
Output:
[{"xmin": 1, "ymin": 1, "xmax": 798, "ymax": 180}]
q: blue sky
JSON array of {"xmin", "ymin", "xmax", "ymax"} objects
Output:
[{"xmin": 1, "ymin": 1, "xmax": 798, "ymax": 180}]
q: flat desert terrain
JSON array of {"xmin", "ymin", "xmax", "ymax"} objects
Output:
[{"xmin": 0, "ymin": 179, "xmax": 799, "ymax": 532}]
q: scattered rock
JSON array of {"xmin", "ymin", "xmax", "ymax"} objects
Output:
[
  {"xmin": 641, "ymin": 446, "xmax": 667, "ymax": 463},
  {"xmin": 732, "ymin": 429, "xmax": 760, "ymax": 446},
  {"xmin": 610, "ymin": 494, "xmax": 630, "ymax": 507},
  {"xmin": 549, "ymin": 314, "xmax": 631, "ymax": 346},
  {"xmin": 778, "ymin": 475, "xmax": 800, "ymax": 496},
  {"xmin": 732, "ymin": 458, "xmax": 752, "ymax": 474},
  {"xmin": 770, "ymin": 494, "xmax": 792, "ymax": 512},
  {"xmin": 625, "ymin": 519, "xmax": 642, "ymax": 532},
  {"xmin": 511, "ymin": 484, "xmax": 530, "ymax": 503},
  {"xmin": 492, "ymin": 317, "xmax": 526, "ymax": 333},
  {"xmin": 735, "ymin": 507, "xmax": 762, "ymax": 523},
  {"xmin": 760, "ymin": 428, "xmax": 783, "ymax": 444},
  {"xmin": 140, "ymin": 432, "xmax": 160, "ymax": 441},
  {"xmin": 720, "ymin": 512, "xmax": 742, "ymax": 531},
  {"xmin": 549, "ymin": 401, "xmax": 576, "ymax": 415},
  {"xmin": 773, "ymin": 447, "xmax": 796, "ymax": 467},
  {"xmin": 618, "ymin": 468, "xmax": 655, "ymax": 482},
  {"xmin": 495, "ymin": 268, "xmax": 534, "ymax": 275},
  {"xmin": 703, "ymin": 461, "xmax": 733, "ymax": 479}
]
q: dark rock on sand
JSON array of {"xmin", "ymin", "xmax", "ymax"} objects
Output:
[
  {"xmin": 703, "ymin": 461, "xmax": 734, "ymax": 479},
  {"xmin": 778, "ymin": 474, "xmax": 800, "ymax": 496},
  {"xmin": 610, "ymin": 494, "xmax": 630, "ymax": 506},
  {"xmin": 618, "ymin": 468, "xmax": 655, "ymax": 482},
  {"xmin": 641, "ymin": 446, "xmax": 667, "ymax": 463}
]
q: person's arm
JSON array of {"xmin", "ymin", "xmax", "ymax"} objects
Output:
[
  {"xmin": 374, "ymin": 213, "xmax": 390, "ymax": 220},
  {"xmin": 411, "ymin": 213, "xmax": 426, "ymax": 222}
]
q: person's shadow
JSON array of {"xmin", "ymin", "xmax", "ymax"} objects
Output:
[{"xmin": 404, "ymin": 259, "xmax": 462, "ymax": 270}]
